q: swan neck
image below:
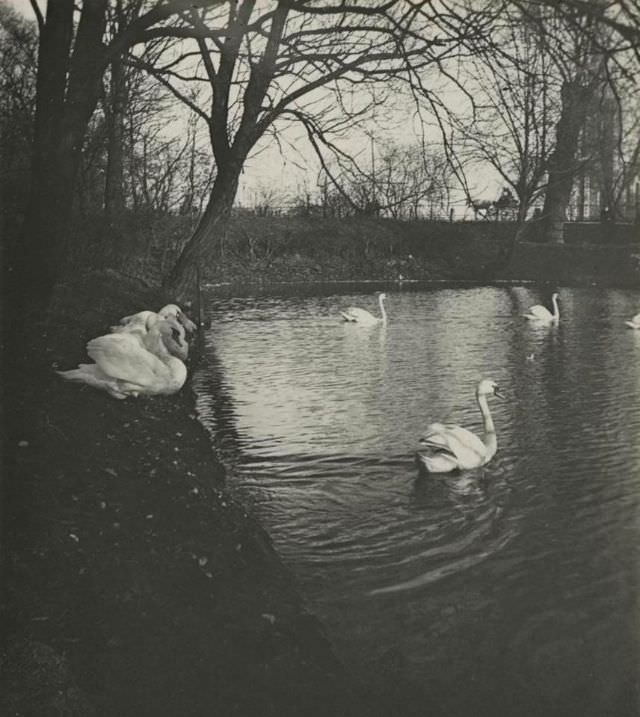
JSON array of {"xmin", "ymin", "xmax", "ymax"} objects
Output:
[
  {"xmin": 379, "ymin": 295, "xmax": 387, "ymax": 323},
  {"xmin": 477, "ymin": 392, "xmax": 495, "ymax": 435},
  {"xmin": 552, "ymin": 295, "xmax": 559, "ymax": 320},
  {"xmin": 145, "ymin": 329, "xmax": 170, "ymax": 360}
]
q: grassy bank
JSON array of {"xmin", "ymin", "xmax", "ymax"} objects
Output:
[
  {"xmin": 73, "ymin": 213, "xmax": 638, "ymax": 289},
  {"xmin": 1, "ymin": 271, "xmax": 365, "ymax": 717}
]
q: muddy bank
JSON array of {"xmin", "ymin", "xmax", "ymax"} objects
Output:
[{"xmin": 1, "ymin": 271, "xmax": 366, "ymax": 717}]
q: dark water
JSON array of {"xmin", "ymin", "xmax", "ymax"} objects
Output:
[{"xmin": 194, "ymin": 284, "xmax": 640, "ymax": 717}]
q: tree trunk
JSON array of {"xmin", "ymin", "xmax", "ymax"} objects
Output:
[
  {"xmin": 541, "ymin": 80, "xmax": 594, "ymax": 243},
  {"xmin": 8, "ymin": 0, "xmax": 74, "ymax": 318},
  {"xmin": 163, "ymin": 164, "xmax": 242, "ymax": 301},
  {"xmin": 10, "ymin": 0, "xmax": 108, "ymax": 324},
  {"xmin": 105, "ymin": 55, "xmax": 126, "ymax": 223}
]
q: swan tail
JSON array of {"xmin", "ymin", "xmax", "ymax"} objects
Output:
[{"xmin": 56, "ymin": 366, "xmax": 128, "ymax": 399}]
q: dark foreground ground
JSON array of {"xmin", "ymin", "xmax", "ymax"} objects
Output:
[{"xmin": 1, "ymin": 271, "xmax": 366, "ymax": 717}]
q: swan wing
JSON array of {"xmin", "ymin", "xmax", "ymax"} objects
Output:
[
  {"xmin": 341, "ymin": 307, "xmax": 377, "ymax": 324},
  {"xmin": 111, "ymin": 318, "xmax": 148, "ymax": 334},
  {"xmin": 420, "ymin": 424, "xmax": 487, "ymax": 469},
  {"xmin": 626, "ymin": 313, "xmax": 640, "ymax": 328},
  {"xmin": 524, "ymin": 304, "xmax": 552, "ymax": 320},
  {"xmin": 117, "ymin": 310, "xmax": 156, "ymax": 327},
  {"xmin": 86, "ymin": 334, "xmax": 166, "ymax": 388}
]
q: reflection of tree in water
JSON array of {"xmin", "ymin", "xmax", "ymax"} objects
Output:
[{"xmin": 191, "ymin": 331, "xmax": 244, "ymax": 468}]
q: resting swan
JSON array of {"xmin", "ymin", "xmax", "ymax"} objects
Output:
[
  {"xmin": 113, "ymin": 303, "xmax": 197, "ymax": 336},
  {"xmin": 57, "ymin": 318, "xmax": 187, "ymax": 399},
  {"xmin": 524, "ymin": 292, "xmax": 559, "ymax": 323},
  {"xmin": 341, "ymin": 292, "xmax": 387, "ymax": 326},
  {"xmin": 415, "ymin": 379, "xmax": 503, "ymax": 474},
  {"xmin": 111, "ymin": 311, "xmax": 189, "ymax": 360},
  {"xmin": 625, "ymin": 312, "xmax": 640, "ymax": 329}
]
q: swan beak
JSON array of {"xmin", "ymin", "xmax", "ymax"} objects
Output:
[{"xmin": 494, "ymin": 387, "xmax": 505, "ymax": 399}]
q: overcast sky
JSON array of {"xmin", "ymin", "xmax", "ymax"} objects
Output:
[{"xmin": 7, "ymin": 0, "xmax": 502, "ymax": 213}]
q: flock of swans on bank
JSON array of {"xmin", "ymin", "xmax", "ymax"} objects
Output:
[
  {"xmin": 58, "ymin": 291, "xmax": 638, "ymax": 475},
  {"xmin": 57, "ymin": 304, "xmax": 197, "ymax": 400}
]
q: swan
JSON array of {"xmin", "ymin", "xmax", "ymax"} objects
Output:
[
  {"xmin": 111, "ymin": 312, "xmax": 189, "ymax": 360},
  {"xmin": 625, "ymin": 312, "xmax": 640, "ymax": 329},
  {"xmin": 113, "ymin": 303, "xmax": 197, "ymax": 335},
  {"xmin": 159, "ymin": 304, "xmax": 198, "ymax": 334},
  {"xmin": 415, "ymin": 379, "xmax": 503, "ymax": 474},
  {"xmin": 524, "ymin": 292, "xmax": 560, "ymax": 323},
  {"xmin": 340, "ymin": 292, "xmax": 387, "ymax": 326},
  {"xmin": 57, "ymin": 318, "xmax": 187, "ymax": 399}
]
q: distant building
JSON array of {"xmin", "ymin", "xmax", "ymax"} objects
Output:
[{"xmin": 569, "ymin": 88, "xmax": 639, "ymax": 222}]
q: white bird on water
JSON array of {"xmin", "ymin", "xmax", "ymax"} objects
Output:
[
  {"xmin": 340, "ymin": 292, "xmax": 387, "ymax": 326},
  {"xmin": 57, "ymin": 318, "xmax": 187, "ymax": 399},
  {"xmin": 524, "ymin": 292, "xmax": 560, "ymax": 324},
  {"xmin": 625, "ymin": 312, "xmax": 640, "ymax": 329},
  {"xmin": 415, "ymin": 379, "xmax": 504, "ymax": 474}
]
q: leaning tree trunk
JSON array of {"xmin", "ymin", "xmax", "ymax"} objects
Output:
[
  {"xmin": 163, "ymin": 164, "xmax": 243, "ymax": 301},
  {"xmin": 541, "ymin": 80, "xmax": 594, "ymax": 243}
]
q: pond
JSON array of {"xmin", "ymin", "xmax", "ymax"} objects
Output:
[{"xmin": 193, "ymin": 283, "xmax": 640, "ymax": 717}]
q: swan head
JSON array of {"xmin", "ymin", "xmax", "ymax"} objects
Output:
[
  {"xmin": 378, "ymin": 292, "xmax": 387, "ymax": 300},
  {"xmin": 477, "ymin": 379, "xmax": 504, "ymax": 399},
  {"xmin": 159, "ymin": 303, "xmax": 197, "ymax": 335},
  {"xmin": 157, "ymin": 318, "xmax": 189, "ymax": 361},
  {"xmin": 159, "ymin": 303, "xmax": 182, "ymax": 320},
  {"xmin": 551, "ymin": 292, "xmax": 559, "ymax": 301}
]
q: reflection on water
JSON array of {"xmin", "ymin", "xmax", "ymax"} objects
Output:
[{"xmin": 194, "ymin": 285, "xmax": 640, "ymax": 717}]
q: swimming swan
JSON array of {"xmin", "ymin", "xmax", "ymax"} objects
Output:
[
  {"xmin": 625, "ymin": 312, "xmax": 640, "ymax": 329},
  {"xmin": 57, "ymin": 318, "xmax": 187, "ymax": 399},
  {"xmin": 524, "ymin": 293, "xmax": 559, "ymax": 323},
  {"xmin": 111, "ymin": 312, "xmax": 189, "ymax": 360},
  {"xmin": 341, "ymin": 292, "xmax": 387, "ymax": 326},
  {"xmin": 114, "ymin": 304, "xmax": 197, "ymax": 336},
  {"xmin": 415, "ymin": 379, "xmax": 503, "ymax": 474}
]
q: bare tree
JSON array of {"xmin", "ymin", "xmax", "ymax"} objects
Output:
[
  {"xmin": 10, "ymin": 0, "xmax": 224, "ymax": 322},
  {"xmin": 0, "ymin": 6, "xmax": 38, "ymax": 238},
  {"xmin": 139, "ymin": 1, "xmax": 502, "ymax": 298},
  {"xmin": 511, "ymin": 1, "xmax": 636, "ymax": 241},
  {"xmin": 453, "ymin": 9, "xmax": 557, "ymax": 221}
]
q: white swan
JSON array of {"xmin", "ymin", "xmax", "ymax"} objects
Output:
[
  {"xmin": 415, "ymin": 379, "xmax": 503, "ymax": 474},
  {"xmin": 524, "ymin": 292, "xmax": 559, "ymax": 323},
  {"xmin": 625, "ymin": 312, "xmax": 640, "ymax": 329},
  {"xmin": 57, "ymin": 318, "xmax": 187, "ymax": 399},
  {"xmin": 111, "ymin": 311, "xmax": 189, "ymax": 360},
  {"xmin": 340, "ymin": 292, "xmax": 387, "ymax": 326},
  {"xmin": 113, "ymin": 303, "xmax": 197, "ymax": 336},
  {"xmin": 160, "ymin": 303, "xmax": 198, "ymax": 334}
]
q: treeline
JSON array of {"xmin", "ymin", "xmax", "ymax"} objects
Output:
[{"xmin": 1, "ymin": 1, "xmax": 639, "ymax": 323}]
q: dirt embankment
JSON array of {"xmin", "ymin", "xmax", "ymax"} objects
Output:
[{"xmin": 1, "ymin": 271, "xmax": 367, "ymax": 717}]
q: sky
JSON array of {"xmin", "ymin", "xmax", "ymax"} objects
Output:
[{"xmin": 6, "ymin": 0, "xmax": 502, "ymax": 213}]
